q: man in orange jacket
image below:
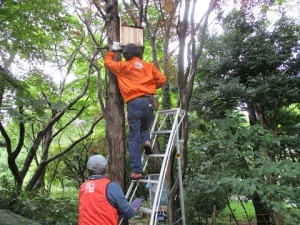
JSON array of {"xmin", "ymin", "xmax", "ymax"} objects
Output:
[{"xmin": 104, "ymin": 43, "xmax": 167, "ymax": 180}]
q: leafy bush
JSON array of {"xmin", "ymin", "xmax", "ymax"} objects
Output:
[
  {"xmin": 0, "ymin": 175, "xmax": 20, "ymax": 209},
  {"xmin": 12, "ymin": 193, "xmax": 78, "ymax": 225},
  {"xmin": 185, "ymin": 110, "xmax": 300, "ymax": 224},
  {"xmin": 0, "ymin": 181, "xmax": 78, "ymax": 225}
]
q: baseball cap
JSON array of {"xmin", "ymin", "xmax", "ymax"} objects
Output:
[{"xmin": 87, "ymin": 155, "xmax": 108, "ymax": 170}]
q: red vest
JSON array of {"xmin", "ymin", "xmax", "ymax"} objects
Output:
[{"xmin": 79, "ymin": 178, "xmax": 118, "ymax": 225}]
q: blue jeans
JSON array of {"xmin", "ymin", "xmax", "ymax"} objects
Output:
[{"xmin": 127, "ymin": 96, "xmax": 153, "ymax": 173}]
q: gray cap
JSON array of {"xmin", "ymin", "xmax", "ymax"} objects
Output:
[{"xmin": 87, "ymin": 155, "xmax": 108, "ymax": 171}]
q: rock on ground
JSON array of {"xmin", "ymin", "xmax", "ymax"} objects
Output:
[{"xmin": 0, "ymin": 209, "xmax": 42, "ymax": 225}]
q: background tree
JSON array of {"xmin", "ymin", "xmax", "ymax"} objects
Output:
[
  {"xmin": 186, "ymin": 110, "xmax": 300, "ymax": 225},
  {"xmin": 168, "ymin": 0, "xmax": 220, "ymax": 222},
  {"xmin": 0, "ymin": 0, "xmax": 104, "ymax": 191},
  {"xmin": 189, "ymin": 8, "xmax": 300, "ymax": 225}
]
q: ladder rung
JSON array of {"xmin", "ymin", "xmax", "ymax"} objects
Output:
[
  {"xmin": 132, "ymin": 179, "xmax": 159, "ymax": 184},
  {"xmin": 139, "ymin": 207, "xmax": 167, "ymax": 214},
  {"xmin": 146, "ymin": 153, "xmax": 165, "ymax": 158},
  {"xmin": 139, "ymin": 207, "xmax": 152, "ymax": 214},
  {"xmin": 157, "ymin": 109, "xmax": 185, "ymax": 115},
  {"xmin": 152, "ymin": 130, "xmax": 172, "ymax": 134}
]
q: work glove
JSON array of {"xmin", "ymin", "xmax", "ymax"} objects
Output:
[
  {"xmin": 131, "ymin": 198, "xmax": 143, "ymax": 211},
  {"xmin": 112, "ymin": 41, "xmax": 122, "ymax": 51}
]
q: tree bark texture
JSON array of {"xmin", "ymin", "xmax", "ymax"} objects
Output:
[
  {"xmin": 105, "ymin": 3, "xmax": 127, "ymax": 225},
  {"xmin": 105, "ymin": 0, "xmax": 126, "ymax": 192}
]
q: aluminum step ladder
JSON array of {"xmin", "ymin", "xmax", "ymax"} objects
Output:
[{"xmin": 119, "ymin": 108, "xmax": 186, "ymax": 225}]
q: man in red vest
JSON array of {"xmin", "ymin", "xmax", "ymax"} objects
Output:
[{"xmin": 79, "ymin": 155, "xmax": 143, "ymax": 225}]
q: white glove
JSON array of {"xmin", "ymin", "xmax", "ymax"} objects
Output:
[{"xmin": 112, "ymin": 42, "xmax": 122, "ymax": 51}]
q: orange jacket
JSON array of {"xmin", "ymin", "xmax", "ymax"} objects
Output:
[
  {"xmin": 79, "ymin": 178, "xmax": 118, "ymax": 225},
  {"xmin": 104, "ymin": 52, "xmax": 167, "ymax": 102}
]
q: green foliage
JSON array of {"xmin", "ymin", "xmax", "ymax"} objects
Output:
[
  {"xmin": 0, "ymin": 0, "xmax": 72, "ymax": 60},
  {"xmin": 185, "ymin": 110, "xmax": 300, "ymax": 224},
  {"xmin": 193, "ymin": 10, "xmax": 300, "ymax": 125},
  {"xmin": 218, "ymin": 200, "xmax": 256, "ymax": 222},
  {"xmin": 45, "ymin": 135, "xmax": 107, "ymax": 189},
  {"xmin": 0, "ymin": 188, "xmax": 78, "ymax": 225},
  {"xmin": 17, "ymin": 195, "xmax": 78, "ymax": 225},
  {"xmin": 189, "ymin": 10, "xmax": 300, "ymax": 223},
  {"xmin": 0, "ymin": 0, "xmax": 108, "ymax": 194},
  {"xmin": 0, "ymin": 164, "xmax": 78, "ymax": 224},
  {"xmin": 0, "ymin": 175, "xmax": 19, "ymax": 208}
]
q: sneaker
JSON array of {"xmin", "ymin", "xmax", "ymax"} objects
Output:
[{"xmin": 130, "ymin": 173, "xmax": 145, "ymax": 180}]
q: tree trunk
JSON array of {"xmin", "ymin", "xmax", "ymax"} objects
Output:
[
  {"xmin": 164, "ymin": 0, "xmax": 191, "ymax": 221},
  {"xmin": 105, "ymin": 0, "xmax": 127, "ymax": 205},
  {"xmin": 252, "ymin": 192, "xmax": 273, "ymax": 225},
  {"xmin": 173, "ymin": 0, "xmax": 217, "ymax": 223},
  {"xmin": 105, "ymin": 3, "xmax": 127, "ymax": 224},
  {"xmin": 31, "ymin": 128, "xmax": 53, "ymax": 190},
  {"xmin": 246, "ymin": 102, "xmax": 273, "ymax": 225}
]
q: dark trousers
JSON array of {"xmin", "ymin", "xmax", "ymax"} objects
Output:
[{"xmin": 127, "ymin": 96, "xmax": 153, "ymax": 173}]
